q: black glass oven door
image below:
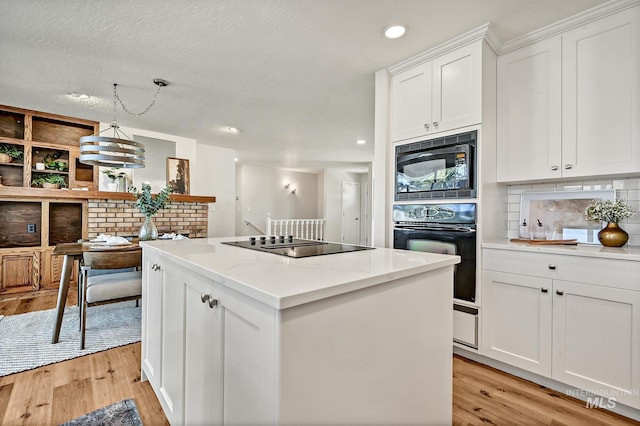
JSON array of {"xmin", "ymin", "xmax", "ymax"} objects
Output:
[{"xmin": 394, "ymin": 228, "xmax": 476, "ymax": 302}]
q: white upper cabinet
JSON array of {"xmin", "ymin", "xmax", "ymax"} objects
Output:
[
  {"xmin": 391, "ymin": 63, "xmax": 432, "ymax": 141},
  {"xmin": 497, "ymin": 37, "xmax": 562, "ymax": 182},
  {"xmin": 497, "ymin": 6, "xmax": 640, "ymax": 182},
  {"xmin": 432, "ymin": 42, "xmax": 482, "ymax": 134},
  {"xmin": 562, "ymin": 6, "xmax": 640, "ymax": 178},
  {"xmin": 391, "ymin": 41, "xmax": 482, "ymax": 142}
]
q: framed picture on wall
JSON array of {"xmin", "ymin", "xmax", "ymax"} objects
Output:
[{"xmin": 167, "ymin": 157, "xmax": 190, "ymax": 194}]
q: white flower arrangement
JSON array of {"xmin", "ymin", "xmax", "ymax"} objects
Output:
[{"xmin": 585, "ymin": 199, "xmax": 636, "ymax": 223}]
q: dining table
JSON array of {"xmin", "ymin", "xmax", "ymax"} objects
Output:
[{"xmin": 51, "ymin": 240, "xmax": 139, "ymax": 344}]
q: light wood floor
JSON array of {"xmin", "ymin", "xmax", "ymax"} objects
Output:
[{"xmin": 1, "ymin": 289, "xmax": 639, "ymax": 426}]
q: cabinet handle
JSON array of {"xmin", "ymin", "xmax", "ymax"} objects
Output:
[
  {"xmin": 208, "ymin": 298, "xmax": 218, "ymax": 309},
  {"xmin": 432, "ymin": 121, "xmax": 439, "ymax": 127},
  {"xmin": 541, "ymin": 288, "xmax": 548, "ymax": 293},
  {"xmin": 424, "ymin": 123, "xmax": 430, "ymax": 130},
  {"xmin": 201, "ymin": 293, "xmax": 210, "ymax": 303},
  {"xmin": 564, "ymin": 164, "xmax": 573, "ymax": 169},
  {"xmin": 556, "ymin": 290, "xmax": 564, "ymax": 296},
  {"xmin": 151, "ymin": 264, "xmax": 161, "ymax": 271},
  {"xmin": 548, "ymin": 264, "xmax": 556, "ymax": 270},
  {"xmin": 551, "ymin": 165, "xmax": 559, "ymax": 171}
]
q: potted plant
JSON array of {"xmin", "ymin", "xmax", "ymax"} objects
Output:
[
  {"xmin": 129, "ymin": 183, "xmax": 172, "ymax": 240},
  {"xmin": 32, "ymin": 173, "xmax": 68, "ymax": 189},
  {"xmin": 585, "ymin": 199, "xmax": 636, "ymax": 247},
  {"xmin": 0, "ymin": 144, "xmax": 24, "ymax": 164}
]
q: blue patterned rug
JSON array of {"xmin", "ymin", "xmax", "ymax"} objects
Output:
[
  {"xmin": 0, "ymin": 300, "xmax": 141, "ymax": 377},
  {"xmin": 59, "ymin": 398, "xmax": 143, "ymax": 426}
]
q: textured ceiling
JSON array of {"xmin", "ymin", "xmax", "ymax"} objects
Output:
[{"xmin": 0, "ymin": 0, "xmax": 607, "ymax": 171}]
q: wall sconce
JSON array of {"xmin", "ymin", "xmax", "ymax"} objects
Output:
[{"xmin": 283, "ymin": 183, "xmax": 296, "ymax": 194}]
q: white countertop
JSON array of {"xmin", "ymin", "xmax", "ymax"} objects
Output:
[
  {"xmin": 141, "ymin": 237, "xmax": 460, "ymax": 309},
  {"xmin": 483, "ymin": 239, "xmax": 640, "ymax": 262}
]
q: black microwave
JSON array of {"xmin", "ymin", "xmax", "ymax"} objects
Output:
[{"xmin": 395, "ymin": 131, "xmax": 476, "ymax": 201}]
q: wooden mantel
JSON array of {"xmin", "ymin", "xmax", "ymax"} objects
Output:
[{"xmin": 0, "ymin": 187, "xmax": 215, "ymax": 203}]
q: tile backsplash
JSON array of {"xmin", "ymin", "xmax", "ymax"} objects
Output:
[{"xmin": 506, "ymin": 177, "xmax": 640, "ymax": 246}]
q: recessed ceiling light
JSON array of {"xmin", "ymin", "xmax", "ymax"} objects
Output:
[
  {"xmin": 234, "ymin": 158, "xmax": 239, "ymax": 162},
  {"xmin": 356, "ymin": 139, "xmax": 366, "ymax": 145},
  {"xmin": 221, "ymin": 126, "xmax": 240, "ymax": 134},
  {"xmin": 384, "ymin": 25, "xmax": 407, "ymax": 39},
  {"xmin": 67, "ymin": 92, "xmax": 90, "ymax": 100}
]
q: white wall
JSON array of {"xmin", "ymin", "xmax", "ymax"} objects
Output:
[
  {"xmin": 193, "ymin": 144, "xmax": 237, "ymax": 237},
  {"xmin": 236, "ymin": 164, "xmax": 320, "ymax": 236}
]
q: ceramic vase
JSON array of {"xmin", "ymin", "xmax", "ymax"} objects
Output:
[
  {"xmin": 139, "ymin": 216, "xmax": 158, "ymax": 241},
  {"xmin": 597, "ymin": 222, "xmax": 628, "ymax": 247}
]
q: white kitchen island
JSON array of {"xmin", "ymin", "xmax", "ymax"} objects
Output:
[{"xmin": 140, "ymin": 237, "xmax": 460, "ymax": 425}]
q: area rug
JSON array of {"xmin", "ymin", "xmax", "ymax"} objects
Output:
[
  {"xmin": 0, "ymin": 300, "xmax": 141, "ymax": 377},
  {"xmin": 59, "ymin": 398, "xmax": 143, "ymax": 426}
]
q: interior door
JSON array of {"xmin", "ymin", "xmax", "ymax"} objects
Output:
[{"xmin": 341, "ymin": 181, "xmax": 361, "ymax": 244}]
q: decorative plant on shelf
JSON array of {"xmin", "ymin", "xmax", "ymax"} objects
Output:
[
  {"xmin": 585, "ymin": 199, "xmax": 636, "ymax": 247},
  {"xmin": 0, "ymin": 144, "xmax": 24, "ymax": 163},
  {"xmin": 129, "ymin": 183, "xmax": 173, "ymax": 240},
  {"xmin": 44, "ymin": 152, "xmax": 68, "ymax": 171},
  {"xmin": 32, "ymin": 173, "xmax": 68, "ymax": 189},
  {"xmin": 102, "ymin": 168, "xmax": 119, "ymax": 182}
]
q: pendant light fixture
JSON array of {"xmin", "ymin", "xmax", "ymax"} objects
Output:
[{"xmin": 79, "ymin": 78, "xmax": 168, "ymax": 168}]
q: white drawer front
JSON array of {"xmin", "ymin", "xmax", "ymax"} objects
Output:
[{"xmin": 483, "ymin": 248, "xmax": 640, "ymax": 291}]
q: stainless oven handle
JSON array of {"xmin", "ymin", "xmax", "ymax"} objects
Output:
[{"xmin": 394, "ymin": 225, "xmax": 476, "ymax": 233}]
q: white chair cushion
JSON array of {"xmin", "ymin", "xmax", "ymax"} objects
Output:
[{"xmin": 86, "ymin": 271, "xmax": 142, "ymax": 304}]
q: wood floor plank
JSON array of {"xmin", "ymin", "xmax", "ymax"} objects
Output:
[
  {"xmin": 2, "ymin": 368, "xmax": 55, "ymax": 426},
  {"xmin": 51, "ymin": 377, "xmax": 94, "ymax": 425}
]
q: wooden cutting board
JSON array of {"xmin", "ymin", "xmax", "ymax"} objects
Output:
[{"xmin": 510, "ymin": 238, "xmax": 578, "ymax": 245}]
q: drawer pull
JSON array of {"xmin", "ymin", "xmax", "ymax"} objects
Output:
[
  {"xmin": 556, "ymin": 290, "xmax": 564, "ymax": 296},
  {"xmin": 201, "ymin": 294, "xmax": 210, "ymax": 303},
  {"xmin": 208, "ymin": 298, "xmax": 218, "ymax": 309},
  {"xmin": 548, "ymin": 264, "xmax": 556, "ymax": 270},
  {"xmin": 541, "ymin": 288, "xmax": 548, "ymax": 293}
]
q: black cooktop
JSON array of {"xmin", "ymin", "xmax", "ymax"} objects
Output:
[{"xmin": 222, "ymin": 237, "xmax": 374, "ymax": 258}]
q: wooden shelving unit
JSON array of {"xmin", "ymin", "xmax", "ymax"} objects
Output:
[
  {"xmin": 0, "ymin": 104, "xmax": 98, "ymax": 191},
  {"xmin": 0, "ymin": 104, "xmax": 97, "ymax": 294}
]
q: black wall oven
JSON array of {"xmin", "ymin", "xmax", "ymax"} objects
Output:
[
  {"xmin": 395, "ymin": 130, "xmax": 476, "ymax": 201},
  {"xmin": 393, "ymin": 203, "xmax": 476, "ymax": 302}
]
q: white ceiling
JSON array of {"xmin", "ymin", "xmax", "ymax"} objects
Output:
[{"xmin": 0, "ymin": 0, "xmax": 607, "ymax": 171}]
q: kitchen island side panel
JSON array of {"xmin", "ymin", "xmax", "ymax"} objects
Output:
[{"xmin": 275, "ymin": 266, "xmax": 454, "ymax": 425}]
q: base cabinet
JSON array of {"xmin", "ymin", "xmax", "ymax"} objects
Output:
[
  {"xmin": 142, "ymin": 250, "xmax": 276, "ymax": 425},
  {"xmin": 482, "ymin": 270, "xmax": 552, "ymax": 376},
  {"xmin": 482, "ymin": 248, "xmax": 640, "ymax": 410},
  {"xmin": 141, "ymin": 245, "xmax": 454, "ymax": 425}
]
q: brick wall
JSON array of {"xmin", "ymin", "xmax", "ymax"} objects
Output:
[{"xmin": 87, "ymin": 199, "xmax": 209, "ymax": 239}]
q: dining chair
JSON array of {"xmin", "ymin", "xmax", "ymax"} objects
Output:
[{"xmin": 80, "ymin": 248, "xmax": 142, "ymax": 349}]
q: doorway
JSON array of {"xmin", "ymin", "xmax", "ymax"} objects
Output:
[{"xmin": 341, "ymin": 181, "xmax": 361, "ymax": 244}]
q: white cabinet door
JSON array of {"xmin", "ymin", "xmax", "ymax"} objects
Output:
[
  {"xmin": 218, "ymin": 284, "xmax": 276, "ymax": 425},
  {"xmin": 182, "ymin": 275, "xmax": 276, "ymax": 425},
  {"xmin": 432, "ymin": 41, "xmax": 482, "ymax": 134},
  {"xmin": 141, "ymin": 250, "xmax": 163, "ymax": 390},
  {"xmin": 482, "ymin": 270, "xmax": 553, "ymax": 376},
  {"xmin": 562, "ymin": 7, "xmax": 640, "ymax": 178},
  {"xmin": 160, "ymin": 261, "xmax": 185, "ymax": 425},
  {"xmin": 391, "ymin": 62, "xmax": 432, "ymax": 141},
  {"xmin": 497, "ymin": 37, "xmax": 562, "ymax": 182},
  {"xmin": 183, "ymin": 270, "xmax": 223, "ymax": 426},
  {"xmin": 552, "ymin": 280, "xmax": 640, "ymax": 410}
]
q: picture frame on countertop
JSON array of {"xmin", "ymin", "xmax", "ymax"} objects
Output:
[
  {"xmin": 166, "ymin": 157, "xmax": 190, "ymax": 195},
  {"xmin": 519, "ymin": 190, "xmax": 615, "ymax": 244}
]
